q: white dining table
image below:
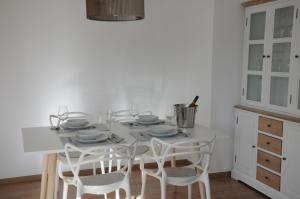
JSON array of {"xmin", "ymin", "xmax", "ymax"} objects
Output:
[{"xmin": 22, "ymin": 122, "xmax": 215, "ymax": 199}]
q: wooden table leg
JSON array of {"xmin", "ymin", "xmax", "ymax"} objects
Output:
[
  {"xmin": 46, "ymin": 154, "xmax": 58, "ymax": 199},
  {"xmin": 171, "ymin": 148, "xmax": 176, "ymax": 167},
  {"xmin": 40, "ymin": 155, "xmax": 49, "ymax": 199}
]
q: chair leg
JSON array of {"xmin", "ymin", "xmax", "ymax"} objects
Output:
[
  {"xmin": 115, "ymin": 189, "xmax": 120, "ymax": 199},
  {"xmin": 100, "ymin": 161, "xmax": 105, "ymax": 174},
  {"xmin": 92, "ymin": 162, "xmax": 96, "ymax": 176},
  {"xmin": 76, "ymin": 186, "xmax": 82, "ymax": 199},
  {"xmin": 188, "ymin": 184, "xmax": 192, "ymax": 199},
  {"xmin": 141, "ymin": 172, "xmax": 147, "ymax": 199},
  {"xmin": 124, "ymin": 178, "xmax": 131, "ymax": 199},
  {"xmin": 62, "ymin": 182, "xmax": 69, "ymax": 199},
  {"xmin": 203, "ymin": 175, "xmax": 211, "ymax": 199},
  {"xmin": 115, "ymin": 159, "xmax": 121, "ymax": 199},
  {"xmin": 160, "ymin": 179, "xmax": 167, "ymax": 199}
]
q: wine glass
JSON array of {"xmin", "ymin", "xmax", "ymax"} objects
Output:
[
  {"xmin": 130, "ymin": 103, "xmax": 139, "ymax": 118},
  {"xmin": 99, "ymin": 110, "xmax": 112, "ymax": 131},
  {"xmin": 165, "ymin": 105, "xmax": 176, "ymax": 125},
  {"xmin": 58, "ymin": 105, "xmax": 69, "ymax": 121}
]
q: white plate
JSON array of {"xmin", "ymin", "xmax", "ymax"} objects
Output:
[
  {"xmin": 65, "ymin": 118, "xmax": 89, "ymax": 127},
  {"xmin": 137, "ymin": 115, "xmax": 159, "ymax": 122},
  {"xmin": 61, "ymin": 122, "xmax": 91, "ymax": 130},
  {"xmin": 73, "ymin": 134, "xmax": 108, "ymax": 143},
  {"xmin": 76, "ymin": 129, "xmax": 103, "ymax": 140},
  {"xmin": 136, "ymin": 119, "xmax": 162, "ymax": 125},
  {"xmin": 149, "ymin": 131, "xmax": 178, "ymax": 137},
  {"xmin": 150, "ymin": 125, "xmax": 177, "ymax": 134}
]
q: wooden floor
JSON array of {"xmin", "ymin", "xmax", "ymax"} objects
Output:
[{"xmin": 0, "ymin": 170, "xmax": 269, "ymax": 199}]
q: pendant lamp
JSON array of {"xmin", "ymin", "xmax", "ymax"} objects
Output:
[{"xmin": 86, "ymin": 0, "xmax": 145, "ymax": 21}]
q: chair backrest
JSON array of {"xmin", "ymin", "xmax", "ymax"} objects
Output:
[
  {"xmin": 111, "ymin": 110, "xmax": 153, "ymax": 122},
  {"xmin": 150, "ymin": 136, "xmax": 216, "ymax": 175},
  {"xmin": 64, "ymin": 143, "xmax": 136, "ymax": 185},
  {"xmin": 111, "ymin": 110, "xmax": 134, "ymax": 122}
]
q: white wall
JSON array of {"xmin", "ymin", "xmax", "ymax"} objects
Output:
[
  {"xmin": 209, "ymin": 0, "xmax": 244, "ymax": 172},
  {"xmin": 0, "ymin": 0, "xmax": 215, "ymax": 179}
]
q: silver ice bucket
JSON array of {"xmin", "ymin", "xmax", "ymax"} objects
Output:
[{"xmin": 174, "ymin": 104, "xmax": 197, "ymax": 128}]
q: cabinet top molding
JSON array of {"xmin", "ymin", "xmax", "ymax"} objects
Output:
[
  {"xmin": 241, "ymin": 0, "xmax": 277, "ymax": 7},
  {"xmin": 235, "ymin": 105, "xmax": 300, "ymax": 124}
]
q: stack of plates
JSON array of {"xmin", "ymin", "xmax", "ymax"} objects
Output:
[
  {"xmin": 73, "ymin": 129, "xmax": 108, "ymax": 143},
  {"xmin": 136, "ymin": 115, "xmax": 161, "ymax": 125},
  {"xmin": 61, "ymin": 118, "xmax": 90, "ymax": 130},
  {"xmin": 148, "ymin": 125, "xmax": 177, "ymax": 137}
]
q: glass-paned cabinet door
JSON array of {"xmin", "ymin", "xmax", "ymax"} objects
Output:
[
  {"xmin": 245, "ymin": 10, "xmax": 267, "ymax": 104},
  {"xmin": 269, "ymin": 5, "xmax": 295, "ymax": 108}
]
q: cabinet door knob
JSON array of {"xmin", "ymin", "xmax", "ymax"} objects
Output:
[
  {"xmin": 265, "ymin": 176, "xmax": 269, "ymax": 180},
  {"xmin": 266, "ymin": 141, "xmax": 271, "ymax": 145},
  {"xmin": 262, "ymin": 55, "xmax": 266, "ymax": 58},
  {"xmin": 296, "ymin": 55, "xmax": 299, "ymax": 59},
  {"xmin": 267, "ymin": 55, "xmax": 271, "ymax": 58},
  {"xmin": 265, "ymin": 159, "xmax": 270, "ymax": 162},
  {"xmin": 252, "ymin": 145, "xmax": 256, "ymax": 148},
  {"xmin": 267, "ymin": 124, "xmax": 272, "ymax": 128},
  {"xmin": 283, "ymin": 157, "xmax": 287, "ymax": 161}
]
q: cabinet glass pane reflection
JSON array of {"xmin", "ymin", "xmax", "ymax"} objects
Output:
[
  {"xmin": 249, "ymin": 44, "xmax": 264, "ymax": 71},
  {"xmin": 274, "ymin": 6, "xmax": 294, "ymax": 39},
  {"xmin": 272, "ymin": 42, "xmax": 291, "ymax": 72},
  {"xmin": 247, "ymin": 75, "xmax": 262, "ymax": 102},
  {"xmin": 250, "ymin": 12, "xmax": 266, "ymax": 40},
  {"xmin": 270, "ymin": 77, "xmax": 289, "ymax": 107}
]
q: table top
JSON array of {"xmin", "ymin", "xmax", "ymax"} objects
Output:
[{"xmin": 22, "ymin": 123, "xmax": 215, "ymax": 154}]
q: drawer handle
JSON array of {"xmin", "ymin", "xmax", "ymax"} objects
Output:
[
  {"xmin": 265, "ymin": 159, "xmax": 270, "ymax": 162},
  {"xmin": 266, "ymin": 142, "xmax": 271, "ymax": 145},
  {"xmin": 265, "ymin": 176, "xmax": 269, "ymax": 180},
  {"xmin": 267, "ymin": 124, "xmax": 272, "ymax": 128}
]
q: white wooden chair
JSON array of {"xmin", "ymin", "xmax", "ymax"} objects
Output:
[
  {"xmin": 63, "ymin": 143, "xmax": 135, "ymax": 199},
  {"xmin": 140, "ymin": 137, "xmax": 216, "ymax": 199},
  {"xmin": 57, "ymin": 151, "xmax": 100, "ymax": 199}
]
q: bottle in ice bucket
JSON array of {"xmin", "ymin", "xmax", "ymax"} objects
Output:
[{"xmin": 175, "ymin": 96, "xmax": 198, "ymax": 128}]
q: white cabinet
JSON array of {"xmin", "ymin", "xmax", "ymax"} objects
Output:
[
  {"xmin": 242, "ymin": 0, "xmax": 300, "ymax": 115},
  {"xmin": 281, "ymin": 122, "xmax": 300, "ymax": 199},
  {"xmin": 233, "ymin": 107, "xmax": 300, "ymax": 199},
  {"xmin": 233, "ymin": 109, "xmax": 257, "ymax": 178}
]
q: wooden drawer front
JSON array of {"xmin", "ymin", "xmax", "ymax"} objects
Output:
[
  {"xmin": 256, "ymin": 167, "xmax": 280, "ymax": 191},
  {"xmin": 257, "ymin": 150, "xmax": 281, "ymax": 173},
  {"xmin": 258, "ymin": 134, "xmax": 282, "ymax": 155},
  {"xmin": 258, "ymin": 117, "xmax": 283, "ymax": 137}
]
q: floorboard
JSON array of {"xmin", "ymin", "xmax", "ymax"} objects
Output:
[{"xmin": 0, "ymin": 170, "xmax": 269, "ymax": 199}]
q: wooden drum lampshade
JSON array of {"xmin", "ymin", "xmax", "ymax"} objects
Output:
[{"xmin": 86, "ymin": 0, "xmax": 145, "ymax": 21}]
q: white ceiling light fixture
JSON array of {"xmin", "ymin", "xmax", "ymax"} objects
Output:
[{"xmin": 86, "ymin": 0, "xmax": 145, "ymax": 21}]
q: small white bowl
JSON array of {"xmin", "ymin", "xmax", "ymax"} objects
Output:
[
  {"xmin": 137, "ymin": 115, "xmax": 159, "ymax": 122},
  {"xmin": 76, "ymin": 129, "xmax": 102, "ymax": 140}
]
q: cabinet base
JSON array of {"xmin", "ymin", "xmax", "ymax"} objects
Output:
[{"xmin": 231, "ymin": 169, "xmax": 288, "ymax": 199}]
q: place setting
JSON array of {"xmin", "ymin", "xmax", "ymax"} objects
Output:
[
  {"xmin": 131, "ymin": 125, "xmax": 192, "ymax": 142},
  {"xmin": 60, "ymin": 128, "xmax": 125, "ymax": 147}
]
